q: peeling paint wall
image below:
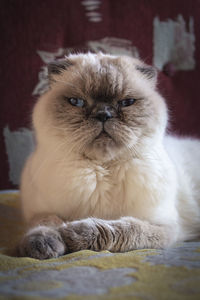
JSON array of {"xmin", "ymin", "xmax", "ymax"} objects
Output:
[
  {"xmin": 1, "ymin": 0, "xmax": 199, "ymax": 189},
  {"xmin": 81, "ymin": 0, "xmax": 102, "ymax": 23},
  {"xmin": 3, "ymin": 127, "xmax": 35, "ymax": 185},
  {"xmin": 87, "ymin": 37, "xmax": 139, "ymax": 58},
  {"xmin": 153, "ymin": 15, "xmax": 195, "ymax": 71}
]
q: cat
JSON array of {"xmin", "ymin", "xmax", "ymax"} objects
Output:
[{"xmin": 18, "ymin": 52, "xmax": 200, "ymax": 259}]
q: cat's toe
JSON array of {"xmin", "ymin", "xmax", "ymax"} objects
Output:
[
  {"xmin": 19, "ymin": 227, "xmax": 66, "ymax": 259},
  {"xmin": 59, "ymin": 220, "xmax": 98, "ymax": 253}
]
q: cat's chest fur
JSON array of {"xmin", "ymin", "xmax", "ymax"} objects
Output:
[{"xmin": 44, "ymin": 157, "xmax": 167, "ymax": 222}]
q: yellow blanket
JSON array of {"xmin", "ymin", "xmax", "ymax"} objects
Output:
[{"xmin": 0, "ymin": 192, "xmax": 200, "ymax": 300}]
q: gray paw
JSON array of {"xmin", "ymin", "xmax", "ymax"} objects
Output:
[
  {"xmin": 58, "ymin": 219, "xmax": 101, "ymax": 253},
  {"xmin": 19, "ymin": 227, "xmax": 66, "ymax": 259}
]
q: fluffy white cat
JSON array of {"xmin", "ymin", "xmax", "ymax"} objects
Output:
[{"xmin": 19, "ymin": 53, "xmax": 200, "ymax": 259}]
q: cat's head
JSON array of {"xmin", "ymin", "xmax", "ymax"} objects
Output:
[{"xmin": 34, "ymin": 53, "xmax": 167, "ymax": 161}]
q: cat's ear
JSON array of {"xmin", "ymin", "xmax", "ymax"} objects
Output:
[
  {"xmin": 136, "ymin": 65, "xmax": 158, "ymax": 87},
  {"xmin": 48, "ymin": 59, "xmax": 73, "ymax": 83}
]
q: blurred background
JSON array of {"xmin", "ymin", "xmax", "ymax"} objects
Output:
[{"xmin": 0, "ymin": 0, "xmax": 200, "ymax": 190}]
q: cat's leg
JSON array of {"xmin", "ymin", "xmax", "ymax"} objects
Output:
[
  {"xmin": 59, "ymin": 217, "xmax": 177, "ymax": 253},
  {"xmin": 19, "ymin": 216, "xmax": 177, "ymax": 259},
  {"xmin": 18, "ymin": 215, "xmax": 67, "ymax": 259}
]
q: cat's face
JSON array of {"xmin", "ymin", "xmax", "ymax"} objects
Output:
[{"xmin": 45, "ymin": 53, "xmax": 167, "ymax": 161}]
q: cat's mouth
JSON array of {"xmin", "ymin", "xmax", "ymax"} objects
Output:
[{"xmin": 94, "ymin": 129, "xmax": 112, "ymax": 140}]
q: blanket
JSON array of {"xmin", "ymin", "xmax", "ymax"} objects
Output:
[{"xmin": 0, "ymin": 192, "xmax": 200, "ymax": 300}]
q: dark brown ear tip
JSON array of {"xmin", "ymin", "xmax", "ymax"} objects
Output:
[
  {"xmin": 136, "ymin": 65, "xmax": 157, "ymax": 80},
  {"xmin": 150, "ymin": 66, "xmax": 158, "ymax": 78},
  {"xmin": 48, "ymin": 59, "xmax": 73, "ymax": 75}
]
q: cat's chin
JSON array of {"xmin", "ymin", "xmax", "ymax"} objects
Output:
[
  {"xmin": 84, "ymin": 148, "xmax": 119, "ymax": 162},
  {"xmin": 83, "ymin": 132, "xmax": 121, "ymax": 162}
]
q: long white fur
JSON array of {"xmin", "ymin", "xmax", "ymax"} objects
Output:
[{"xmin": 20, "ymin": 53, "xmax": 200, "ymax": 244}]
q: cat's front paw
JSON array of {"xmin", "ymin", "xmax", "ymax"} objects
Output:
[
  {"xmin": 18, "ymin": 226, "xmax": 66, "ymax": 259},
  {"xmin": 59, "ymin": 219, "xmax": 100, "ymax": 253}
]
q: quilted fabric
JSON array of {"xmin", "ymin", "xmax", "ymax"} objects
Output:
[{"xmin": 0, "ymin": 192, "xmax": 200, "ymax": 300}]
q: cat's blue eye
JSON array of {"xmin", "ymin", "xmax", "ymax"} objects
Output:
[
  {"xmin": 68, "ymin": 98, "xmax": 85, "ymax": 107},
  {"xmin": 118, "ymin": 99, "xmax": 136, "ymax": 107}
]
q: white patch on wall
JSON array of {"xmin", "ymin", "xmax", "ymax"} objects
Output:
[
  {"xmin": 81, "ymin": 0, "xmax": 102, "ymax": 22},
  {"xmin": 153, "ymin": 15, "xmax": 195, "ymax": 71},
  {"xmin": 87, "ymin": 37, "xmax": 139, "ymax": 58},
  {"xmin": 3, "ymin": 127, "xmax": 35, "ymax": 185}
]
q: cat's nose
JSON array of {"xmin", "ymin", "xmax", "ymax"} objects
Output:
[{"xmin": 95, "ymin": 110, "xmax": 113, "ymax": 122}]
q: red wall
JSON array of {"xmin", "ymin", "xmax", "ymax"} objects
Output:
[{"xmin": 0, "ymin": 0, "xmax": 200, "ymax": 189}]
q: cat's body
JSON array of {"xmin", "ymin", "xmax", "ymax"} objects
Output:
[{"xmin": 19, "ymin": 53, "xmax": 200, "ymax": 259}]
